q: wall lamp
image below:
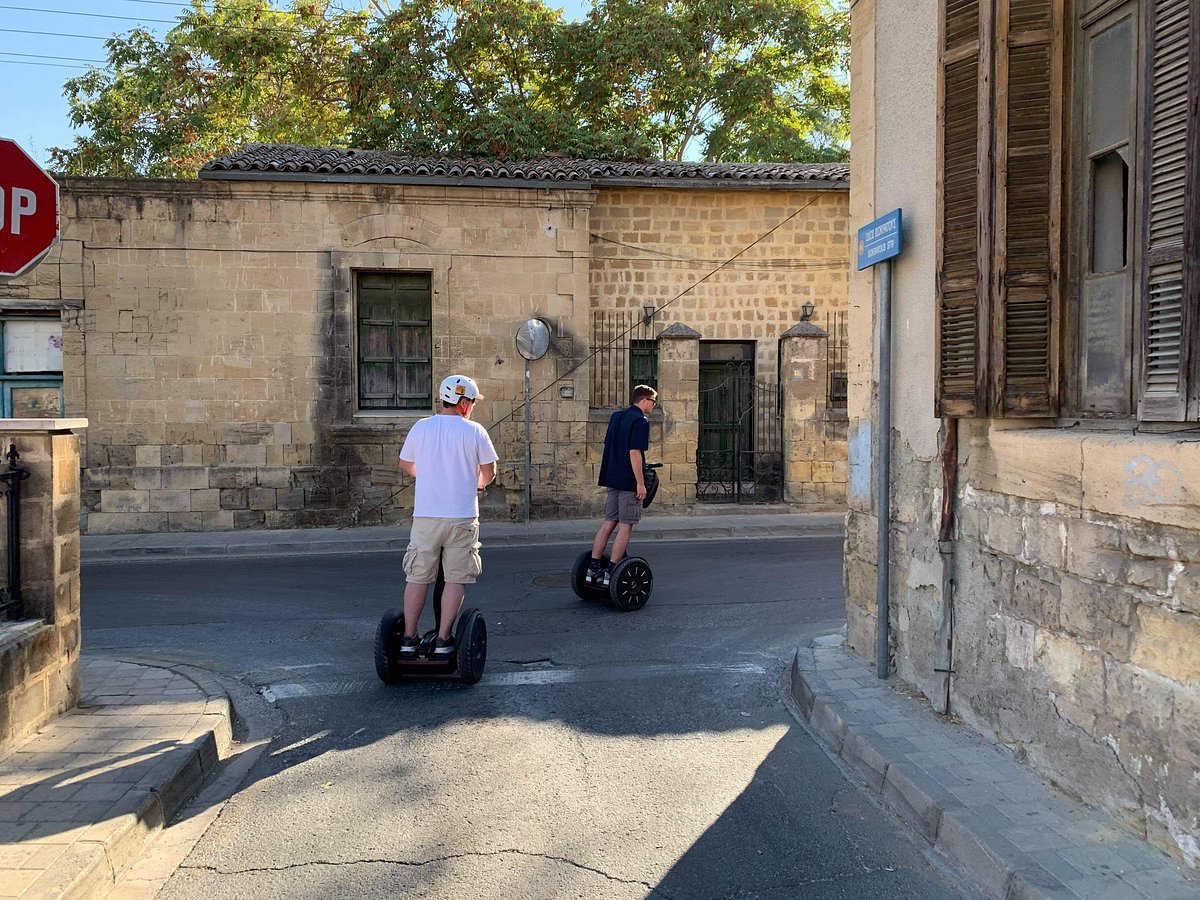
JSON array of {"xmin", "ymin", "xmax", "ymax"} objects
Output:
[
  {"xmin": 643, "ymin": 303, "xmax": 656, "ymax": 326},
  {"xmin": 800, "ymin": 300, "xmax": 816, "ymax": 321}
]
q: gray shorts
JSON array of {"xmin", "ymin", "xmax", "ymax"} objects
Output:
[{"xmin": 603, "ymin": 489, "xmax": 642, "ymax": 525}]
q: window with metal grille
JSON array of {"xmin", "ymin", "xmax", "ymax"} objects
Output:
[
  {"xmin": 356, "ymin": 273, "xmax": 432, "ymax": 411},
  {"xmin": 630, "ymin": 339, "xmax": 658, "ymax": 400}
]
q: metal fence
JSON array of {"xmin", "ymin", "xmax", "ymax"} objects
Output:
[
  {"xmin": 826, "ymin": 309, "xmax": 848, "ymax": 409},
  {"xmin": 697, "ymin": 365, "xmax": 784, "ymax": 503},
  {"xmin": 591, "ymin": 309, "xmax": 660, "ymax": 408},
  {"xmin": 0, "ymin": 444, "xmax": 30, "ymax": 622}
]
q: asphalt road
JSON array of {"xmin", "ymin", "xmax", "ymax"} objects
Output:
[{"xmin": 82, "ymin": 536, "xmax": 967, "ymax": 899}]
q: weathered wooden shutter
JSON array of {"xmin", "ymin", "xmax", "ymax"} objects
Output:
[
  {"xmin": 991, "ymin": 0, "xmax": 1063, "ymax": 416},
  {"xmin": 357, "ymin": 273, "xmax": 432, "ymax": 410},
  {"xmin": 936, "ymin": 0, "xmax": 992, "ymax": 416},
  {"xmin": 1138, "ymin": 0, "xmax": 1196, "ymax": 421}
]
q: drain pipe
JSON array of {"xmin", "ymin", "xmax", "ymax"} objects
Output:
[
  {"xmin": 933, "ymin": 418, "xmax": 959, "ymax": 714},
  {"xmin": 874, "ymin": 259, "xmax": 893, "ymax": 679}
]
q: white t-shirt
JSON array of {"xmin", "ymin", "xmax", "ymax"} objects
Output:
[{"xmin": 399, "ymin": 414, "xmax": 499, "ymax": 518}]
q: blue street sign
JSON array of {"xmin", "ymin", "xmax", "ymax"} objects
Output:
[{"xmin": 856, "ymin": 208, "xmax": 903, "ymax": 270}]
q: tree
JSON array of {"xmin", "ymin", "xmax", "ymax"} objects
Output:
[
  {"xmin": 52, "ymin": 0, "xmax": 369, "ymax": 178},
  {"xmin": 51, "ymin": 0, "xmax": 847, "ymax": 177}
]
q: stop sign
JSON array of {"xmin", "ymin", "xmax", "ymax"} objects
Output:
[{"xmin": 0, "ymin": 138, "xmax": 60, "ymax": 278}]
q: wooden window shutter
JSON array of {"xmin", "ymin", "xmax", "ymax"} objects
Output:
[
  {"xmin": 936, "ymin": 0, "xmax": 992, "ymax": 417},
  {"xmin": 991, "ymin": 0, "xmax": 1063, "ymax": 416},
  {"xmin": 1138, "ymin": 0, "xmax": 1196, "ymax": 421}
]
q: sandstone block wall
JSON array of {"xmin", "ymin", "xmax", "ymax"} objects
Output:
[
  {"xmin": 0, "ymin": 176, "xmax": 849, "ymax": 530},
  {"xmin": 0, "ymin": 421, "xmax": 86, "ymax": 751},
  {"xmin": 587, "ymin": 187, "xmax": 850, "ymax": 508}
]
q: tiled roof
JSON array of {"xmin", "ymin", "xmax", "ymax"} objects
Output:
[{"xmin": 199, "ymin": 144, "xmax": 849, "ymax": 187}]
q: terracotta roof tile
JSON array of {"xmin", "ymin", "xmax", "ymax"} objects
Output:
[{"xmin": 200, "ymin": 144, "xmax": 848, "ymax": 187}]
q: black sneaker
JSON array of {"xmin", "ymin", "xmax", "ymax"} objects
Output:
[
  {"xmin": 399, "ymin": 635, "xmax": 419, "ymax": 657},
  {"xmin": 601, "ymin": 563, "xmax": 615, "ymax": 587},
  {"xmin": 433, "ymin": 637, "xmax": 455, "ymax": 656},
  {"xmin": 586, "ymin": 561, "xmax": 603, "ymax": 584}
]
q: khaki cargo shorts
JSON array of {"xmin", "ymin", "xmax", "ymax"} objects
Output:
[
  {"xmin": 603, "ymin": 488, "xmax": 642, "ymax": 525},
  {"xmin": 404, "ymin": 516, "xmax": 483, "ymax": 584}
]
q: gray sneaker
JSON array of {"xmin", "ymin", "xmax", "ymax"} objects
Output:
[
  {"xmin": 433, "ymin": 637, "xmax": 455, "ymax": 656},
  {"xmin": 399, "ymin": 635, "xmax": 419, "ymax": 657}
]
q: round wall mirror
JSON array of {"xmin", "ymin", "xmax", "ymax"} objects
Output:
[{"xmin": 515, "ymin": 318, "xmax": 551, "ymax": 361}]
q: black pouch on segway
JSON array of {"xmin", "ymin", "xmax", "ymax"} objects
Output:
[{"xmin": 642, "ymin": 463, "xmax": 660, "ymax": 508}]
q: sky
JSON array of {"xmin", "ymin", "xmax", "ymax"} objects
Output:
[{"xmin": 0, "ymin": 0, "xmax": 586, "ymax": 170}]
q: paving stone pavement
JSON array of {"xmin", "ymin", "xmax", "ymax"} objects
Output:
[
  {"xmin": 0, "ymin": 658, "xmax": 233, "ymax": 900},
  {"xmin": 791, "ymin": 635, "xmax": 1200, "ymax": 900}
]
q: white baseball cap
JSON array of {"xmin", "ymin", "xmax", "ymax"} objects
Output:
[{"xmin": 438, "ymin": 374, "xmax": 483, "ymax": 404}]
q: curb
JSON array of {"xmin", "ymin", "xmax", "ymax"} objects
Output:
[
  {"xmin": 789, "ymin": 641, "xmax": 1198, "ymax": 900},
  {"xmin": 37, "ymin": 662, "xmax": 235, "ymax": 900},
  {"xmin": 82, "ymin": 516, "xmax": 845, "ymax": 562}
]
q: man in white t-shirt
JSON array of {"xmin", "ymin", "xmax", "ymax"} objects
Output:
[{"xmin": 397, "ymin": 374, "xmax": 499, "ymax": 657}]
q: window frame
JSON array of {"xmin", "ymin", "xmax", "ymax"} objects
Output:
[
  {"xmin": 353, "ymin": 270, "xmax": 434, "ymax": 413},
  {"xmin": 1068, "ymin": 0, "xmax": 1144, "ymax": 418},
  {"xmin": 0, "ymin": 315, "xmax": 64, "ymax": 419}
]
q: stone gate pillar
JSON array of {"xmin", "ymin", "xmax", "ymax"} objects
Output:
[
  {"xmin": 0, "ymin": 418, "xmax": 88, "ymax": 750},
  {"xmin": 655, "ymin": 323, "xmax": 701, "ymax": 509},
  {"xmin": 780, "ymin": 322, "xmax": 834, "ymax": 505}
]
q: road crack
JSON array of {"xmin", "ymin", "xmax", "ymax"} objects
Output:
[{"xmin": 182, "ymin": 848, "xmax": 665, "ymax": 891}]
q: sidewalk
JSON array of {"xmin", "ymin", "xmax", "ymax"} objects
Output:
[
  {"xmin": 82, "ymin": 511, "xmax": 844, "ymax": 561},
  {"xmin": 791, "ymin": 635, "xmax": 1199, "ymax": 900},
  {"xmin": 0, "ymin": 658, "xmax": 234, "ymax": 900}
]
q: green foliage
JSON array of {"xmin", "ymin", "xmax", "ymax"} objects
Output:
[
  {"xmin": 51, "ymin": 0, "xmax": 848, "ymax": 177},
  {"xmin": 52, "ymin": 0, "xmax": 369, "ymax": 178}
]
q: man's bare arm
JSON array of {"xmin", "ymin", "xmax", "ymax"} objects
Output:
[
  {"xmin": 478, "ymin": 462, "xmax": 496, "ymax": 489},
  {"xmin": 629, "ymin": 449, "xmax": 646, "ymax": 500},
  {"xmin": 398, "ymin": 459, "xmax": 417, "ymax": 478}
]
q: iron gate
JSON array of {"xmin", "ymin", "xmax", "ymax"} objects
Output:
[{"xmin": 697, "ymin": 363, "xmax": 783, "ymax": 503}]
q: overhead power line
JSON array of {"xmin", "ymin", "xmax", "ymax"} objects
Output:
[
  {"xmin": 0, "ymin": 5, "xmax": 178, "ymax": 25},
  {"xmin": 0, "ymin": 58, "xmax": 90, "ymax": 69},
  {"xmin": 0, "ymin": 50, "xmax": 106, "ymax": 64},
  {"xmin": 0, "ymin": 27, "xmax": 110, "ymax": 41}
]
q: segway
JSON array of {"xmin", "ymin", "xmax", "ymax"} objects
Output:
[
  {"xmin": 374, "ymin": 566, "xmax": 487, "ymax": 685},
  {"xmin": 570, "ymin": 463, "xmax": 660, "ymax": 612}
]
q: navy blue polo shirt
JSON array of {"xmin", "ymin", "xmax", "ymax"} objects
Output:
[{"xmin": 598, "ymin": 405, "xmax": 650, "ymax": 491}]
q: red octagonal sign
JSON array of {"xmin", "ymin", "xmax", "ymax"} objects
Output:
[{"xmin": 0, "ymin": 138, "xmax": 60, "ymax": 278}]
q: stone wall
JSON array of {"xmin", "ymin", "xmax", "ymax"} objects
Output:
[
  {"xmin": 2, "ymin": 178, "xmax": 597, "ymax": 531},
  {"xmin": 0, "ymin": 420, "xmax": 87, "ymax": 751},
  {"xmin": 588, "ymin": 187, "xmax": 849, "ymax": 380},
  {"xmin": 847, "ymin": 0, "xmax": 1200, "ymax": 866},
  {"xmin": 0, "ymin": 175, "xmax": 849, "ymax": 531},
  {"xmin": 587, "ymin": 186, "xmax": 850, "ymax": 508}
]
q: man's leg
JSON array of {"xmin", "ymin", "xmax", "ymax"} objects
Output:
[
  {"xmin": 610, "ymin": 522, "xmax": 635, "ymax": 564},
  {"xmin": 403, "ymin": 581, "xmax": 429, "ymax": 638},
  {"xmin": 592, "ymin": 518, "xmax": 617, "ymax": 559},
  {"xmin": 438, "ymin": 583, "xmax": 465, "ymax": 640}
]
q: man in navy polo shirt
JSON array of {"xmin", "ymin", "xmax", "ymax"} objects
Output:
[{"xmin": 586, "ymin": 384, "xmax": 658, "ymax": 586}]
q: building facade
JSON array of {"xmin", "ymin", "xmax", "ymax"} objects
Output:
[
  {"xmin": 848, "ymin": 0, "xmax": 1200, "ymax": 865},
  {"xmin": 0, "ymin": 148, "xmax": 850, "ymax": 533}
]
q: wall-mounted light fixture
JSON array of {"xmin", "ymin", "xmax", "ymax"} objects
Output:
[
  {"xmin": 643, "ymin": 303, "xmax": 656, "ymax": 327},
  {"xmin": 800, "ymin": 300, "xmax": 816, "ymax": 321}
]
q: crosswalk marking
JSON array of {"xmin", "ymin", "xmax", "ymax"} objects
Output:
[{"xmin": 261, "ymin": 662, "xmax": 766, "ymax": 702}]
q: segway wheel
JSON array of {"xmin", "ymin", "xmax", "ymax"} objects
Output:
[
  {"xmin": 456, "ymin": 608, "xmax": 487, "ymax": 685},
  {"xmin": 608, "ymin": 557, "xmax": 653, "ymax": 611},
  {"xmin": 374, "ymin": 608, "xmax": 404, "ymax": 684}
]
